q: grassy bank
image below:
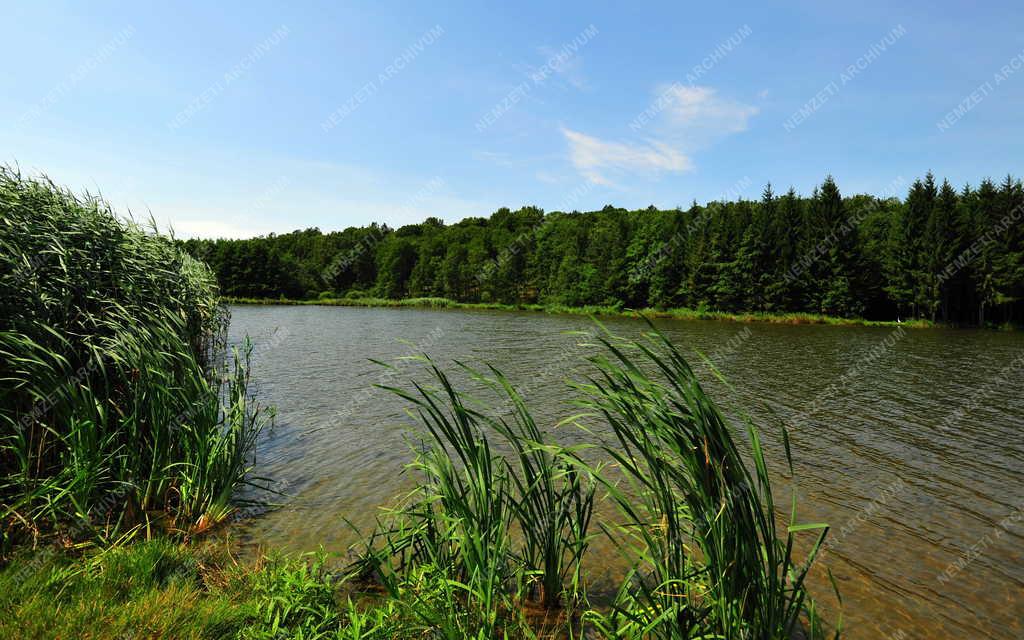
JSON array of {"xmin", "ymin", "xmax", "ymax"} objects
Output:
[
  {"xmin": 222, "ymin": 295, "xmax": 935, "ymax": 329},
  {"xmin": 1, "ymin": 327, "xmax": 841, "ymax": 639},
  {"xmin": 8, "ymin": 537, "xmax": 565, "ymax": 640},
  {"xmin": 0, "ymin": 538, "xmax": 413, "ymax": 639}
]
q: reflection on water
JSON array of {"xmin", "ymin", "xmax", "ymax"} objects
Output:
[{"xmin": 227, "ymin": 305, "xmax": 1024, "ymax": 639}]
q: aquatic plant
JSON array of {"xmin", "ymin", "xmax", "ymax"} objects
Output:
[
  {"xmin": 353, "ymin": 356, "xmax": 594, "ymax": 635},
  {"xmin": 574, "ymin": 321, "xmax": 837, "ymax": 639},
  {"xmin": 0, "ymin": 168, "xmax": 271, "ymax": 551},
  {"xmin": 354, "ymin": 322, "xmax": 836, "ymax": 638}
]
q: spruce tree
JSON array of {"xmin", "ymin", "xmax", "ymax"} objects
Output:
[
  {"xmin": 992, "ymin": 175, "xmax": 1024, "ymax": 323},
  {"xmin": 768, "ymin": 187, "xmax": 805, "ymax": 310},
  {"xmin": 922, "ymin": 180, "xmax": 958, "ymax": 321},
  {"xmin": 971, "ymin": 179, "xmax": 1000, "ymax": 325}
]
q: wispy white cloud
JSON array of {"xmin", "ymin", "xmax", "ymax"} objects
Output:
[
  {"xmin": 565, "ymin": 84, "xmax": 757, "ymax": 183},
  {"xmin": 561, "ymin": 127, "xmax": 692, "ymax": 185},
  {"xmin": 656, "ymin": 84, "xmax": 758, "ymax": 136}
]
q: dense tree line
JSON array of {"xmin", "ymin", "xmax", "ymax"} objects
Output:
[{"xmin": 182, "ymin": 174, "xmax": 1024, "ymax": 325}]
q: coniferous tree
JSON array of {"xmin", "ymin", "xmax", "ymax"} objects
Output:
[
  {"xmin": 922, "ymin": 180, "xmax": 958, "ymax": 321},
  {"xmin": 646, "ymin": 205, "xmax": 691, "ymax": 309},
  {"xmin": 678, "ymin": 204, "xmax": 716, "ymax": 310},
  {"xmin": 766, "ymin": 187, "xmax": 805, "ymax": 310},
  {"xmin": 971, "ymin": 179, "xmax": 1000, "ymax": 325},
  {"xmin": 993, "ymin": 176, "xmax": 1024, "ymax": 324},
  {"xmin": 734, "ymin": 185, "xmax": 775, "ymax": 311},
  {"xmin": 805, "ymin": 177, "xmax": 861, "ymax": 317},
  {"xmin": 887, "ymin": 177, "xmax": 931, "ymax": 318},
  {"xmin": 180, "ymin": 173, "xmax": 1023, "ymax": 325}
]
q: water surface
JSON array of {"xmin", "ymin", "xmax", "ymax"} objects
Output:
[{"xmin": 228, "ymin": 304, "xmax": 1023, "ymax": 639}]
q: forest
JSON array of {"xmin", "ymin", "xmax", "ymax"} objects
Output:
[{"xmin": 182, "ymin": 173, "xmax": 1024, "ymax": 325}]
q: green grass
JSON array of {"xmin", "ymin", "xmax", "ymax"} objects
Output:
[
  {"xmin": 0, "ymin": 323, "xmax": 840, "ymax": 639},
  {"xmin": 1, "ymin": 538, "xmax": 582, "ymax": 639},
  {"xmin": 0, "ymin": 539, "xmax": 365, "ymax": 639},
  {"xmin": 1, "ymin": 168, "xmax": 271, "ymax": 553},
  {"xmin": 222, "ymin": 295, "xmax": 935, "ymax": 329}
]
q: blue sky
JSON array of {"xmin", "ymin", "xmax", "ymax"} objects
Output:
[{"xmin": 2, "ymin": 1, "xmax": 1022, "ymax": 238}]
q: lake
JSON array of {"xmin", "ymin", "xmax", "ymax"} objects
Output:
[{"xmin": 227, "ymin": 304, "xmax": 1023, "ymax": 639}]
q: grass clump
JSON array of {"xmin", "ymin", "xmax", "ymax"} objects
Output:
[
  {"xmin": 574, "ymin": 324, "xmax": 837, "ymax": 639},
  {"xmin": 0, "ymin": 168, "xmax": 271, "ymax": 552},
  {"xmin": 353, "ymin": 358, "xmax": 595, "ymax": 636},
  {"xmin": 350, "ymin": 323, "xmax": 837, "ymax": 639}
]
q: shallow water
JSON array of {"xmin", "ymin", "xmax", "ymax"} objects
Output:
[{"xmin": 227, "ymin": 304, "xmax": 1024, "ymax": 639}]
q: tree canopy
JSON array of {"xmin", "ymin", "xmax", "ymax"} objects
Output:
[{"xmin": 182, "ymin": 173, "xmax": 1024, "ymax": 325}]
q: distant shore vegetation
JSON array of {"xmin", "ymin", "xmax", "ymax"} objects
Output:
[
  {"xmin": 185, "ymin": 173, "xmax": 1024, "ymax": 327},
  {"xmin": 223, "ymin": 294, "xmax": 936, "ymax": 329}
]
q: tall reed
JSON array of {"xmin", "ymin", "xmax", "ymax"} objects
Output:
[
  {"xmin": 353, "ymin": 355, "xmax": 595, "ymax": 635},
  {"xmin": 357, "ymin": 323, "xmax": 836, "ymax": 638},
  {"xmin": 469, "ymin": 364, "xmax": 594, "ymax": 608},
  {"xmin": 0, "ymin": 168, "xmax": 270, "ymax": 552},
  {"xmin": 574, "ymin": 321, "xmax": 836, "ymax": 639}
]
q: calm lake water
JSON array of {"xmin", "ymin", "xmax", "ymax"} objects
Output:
[{"xmin": 227, "ymin": 304, "xmax": 1023, "ymax": 639}]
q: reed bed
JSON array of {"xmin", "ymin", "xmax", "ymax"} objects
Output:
[
  {"xmin": 350, "ymin": 323, "xmax": 838, "ymax": 639},
  {"xmin": 0, "ymin": 168, "xmax": 270, "ymax": 552},
  {"xmin": 574, "ymin": 323, "xmax": 836, "ymax": 639}
]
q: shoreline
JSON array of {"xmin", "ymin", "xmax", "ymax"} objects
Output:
[{"xmin": 222, "ymin": 295, "xmax": 937, "ymax": 329}]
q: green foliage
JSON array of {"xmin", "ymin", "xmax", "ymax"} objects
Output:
[
  {"xmin": 0, "ymin": 540, "xmax": 566, "ymax": 639},
  {"xmin": 574, "ymin": 323, "xmax": 834, "ymax": 639},
  {"xmin": 1, "ymin": 321, "xmax": 841, "ymax": 638},
  {"xmin": 241, "ymin": 552, "xmax": 341, "ymax": 639},
  {"xmin": 349, "ymin": 326, "xmax": 835, "ymax": 638},
  {"xmin": 0, "ymin": 541, "xmax": 351, "ymax": 639},
  {"xmin": 353, "ymin": 356, "xmax": 595, "ymax": 634},
  {"xmin": 185, "ymin": 174, "xmax": 1024, "ymax": 325},
  {"xmin": 0, "ymin": 168, "xmax": 271, "ymax": 551},
  {"xmin": 0, "ymin": 539, "xmax": 244, "ymax": 639}
]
